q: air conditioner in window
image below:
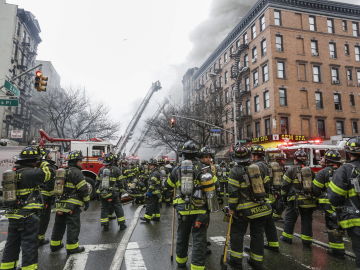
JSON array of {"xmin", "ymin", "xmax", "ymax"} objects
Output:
[
  {"xmin": 241, "ymin": 67, "xmax": 249, "ymax": 73},
  {"xmin": 252, "ymin": 58, "xmax": 257, "ymax": 63},
  {"xmin": 333, "ymin": 80, "xmax": 340, "ymax": 84},
  {"xmin": 312, "ymin": 52, "xmax": 319, "ymax": 56},
  {"xmin": 276, "ymin": 48, "xmax": 283, "ymax": 52}
]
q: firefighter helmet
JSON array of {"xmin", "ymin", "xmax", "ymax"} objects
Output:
[
  {"xmin": 181, "ymin": 140, "xmax": 199, "ymax": 154},
  {"xmin": 274, "ymin": 152, "xmax": 286, "ymax": 161},
  {"xmin": 16, "ymin": 146, "xmax": 41, "ymax": 163},
  {"xmin": 103, "ymin": 153, "xmax": 115, "ymax": 165},
  {"xmin": 294, "ymin": 149, "xmax": 307, "ymax": 162},
  {"xmin": 158, "ymin": 158, "xmax": 165, "ymax": 165},
  {"xmin": 148, "ymin": 158, "xmax": 158, "ymax": 166},
  {"xmin": 324, "ymin": 150, "xmax": 342, "ymax": 163},
  {"xmin": 250, "ymin": 145, "xmax": 265, "ymax": 155},
  {"xmin": 199, "ymin": 146, "xmax": 214, "ymax": 158},
  {"xmin": 344, "ymin": 137, "xmax": 360, "ymax": 154},
  {"xmin": 67, "ymin": 151, "xmax": 84, "ymax": 161},
  {"xmin": 233, "ymin": 145, "xmax": 251, "ymax": 163},
  {"xmin": 39, "ymin": 148, "xmax": 50, "ymax": 159}
]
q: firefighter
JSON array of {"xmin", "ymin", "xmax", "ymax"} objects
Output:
[
  {"xmin": 228, "ymin": 145, "xmax": 272, "ymax": 270},
  {"xmin": 140, "ymin": 158, "xmax": 162, "ymax": 223},
  {"xmin": 0, "ymin": 147, "xmax": 46, "ymax": 270},
  {"xmin": 328, "ymin": 137, "xmax": 360, "ymax": 268},
  {"xmin": 218, "ymin": 161, "xmax": 229, "ymax": 204},
  {"xmin": 97, "ymin": 154, "xmax": 127, "ymax": 231},
  {"xmin": 280, "ymin": 149, "xmax": 317, "ymax": 247},
  {"xmin": 50, "ymin": 151, "xmax": 90, "ymax": 255},
  {"xmin": 38, "ymin": 149, "xmax": 57, "ymax": 246},
  {"xmin": 272, "ymin": 153, "xmax": 287, "ymax": 221},
  {"xmin": 166, "ymin": 140, "xmax": 217, "ymax": 270},
  {"xmin": 158, "ymin": 159, "xmax": 171, "ymax": 206},
  {"xmin": 312, "ymin": 150, "xmax": 344, "ymax": 258},
  {"xmin": 250, "ymin": 145, "xmax": 279, "ymax": 252}
]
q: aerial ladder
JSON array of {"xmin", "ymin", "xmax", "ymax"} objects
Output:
[
  {"xmin": 129, "ymin": 98, "xmax": 169, "ymax": 156},
  {"xmin": 116, "ymin": 81, "xmax": 161, "ymax": 155}
]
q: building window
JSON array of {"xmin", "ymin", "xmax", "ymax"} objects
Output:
[
  {"xmin": 236, "ymin": 40, "xmax": 241, "ymax": 48},
  {"xmin": 243, "ymin": 32, "xmax": 248, "ymax": 44},
  {"xmin": 224, "ymin": 52, "xmax": 228, "ymax": 63},
  {"xmin": 311, "ymin": 40, "xmax": 319, "ymax": 56},
  {"xmin": 357, "ymin": 70, "xmax": 360, "ymax": 85},
  {"xmin": 280, "ymin": 117, "xmax": 289, "ymax": 134},
  {"xmin": 353, "ymin": 22, "xmax": 360, "ymax": 37},
  {"xmin": 343, "ymin": 20, "xmax": 348, "ymax": 32},
  {"xmin": 336, "ymin": 121, "xmax": 344, "ymax": 135},
  {"xmin": 275, "ymin": 35, "xmax": 283, "ymax": 52},
  {"xmin": 298, "ymin": 64, "xmax": 306, "ymax": 81},
  {"xmin": 255, "ymin": 122, "xmax": 261, "ymax": 137},
  {"xmin": 331, "ymin": 67, "xmax": 340, "ymax": 84},
  {"xmin": 334, "ymin": 93, "xmax": 342, "ymax": 110},
  {"xmin": 350, "ymin": 94, "xmax": 356, "ymax": 106},
  {"xmin": 224, "ymin": 71, "xmax": 228, "ymax": 84},
  {"xmin": 252, "ymin": 47, "xmax": 258, "ymax": 63},
  {"xmin": 315, "ymin": 92, "xmax": 323, "ymax": 109},
  {"xmin": 264, "ymin": 90, "xmax": 270, "ymax": 108},
  {"xmin": 262, "ymin": 64, "xmax": 269, "ymax": 82},
  {"xmin": 313, "ymin": 65, "xmax": 321, "ymax": 82},
  {"xmin": 246, "ymin": 124, "xmax": 252, "ymax": 138},
  {"xmin": 277, "ymin": 61, "xmax": 285, "ymax": 79},
  {"xmin": 279, "ymin": 88, "xmax": 287, "ymax": 106},
  {"xmin": 246, "ymin": 99, "xmax": 251, "ymax": 115},
  {"xmin": 309, "ymin": 16, "xmax": 317, "ymax": 31},
  {"xmin": 345, "ymin": 44, "xmax": 350, "ymax": 56},
  {"xmin": 260, "ymin": 15, "xmax": 266, "ymax": 31},
  {"xmin": 261, "ymin": 39, "xmax": 267, "ymax": 56},
  {"xmin": 274, "ymin": 10, "xmax": 282, "ymax": 26},
  {"xmin": 245, "ymin": 77, "xmax": 250, "ymax": 91},
  {"xmin": 253, "ymin": 70, "xmax": 259, "ymax": 87},
  {"xmin": 353, "ymin": 121, "xmax": 359, "ymax": 134},
  {"xmin": 244, "ymin": 54, "xmax": 249, "ymax": 67},
  {"xmin": 329, "ymin": 42, "xmax": 337, "ymax": 59},
  {"xmin": 317, "ymin": 119, "xmax": 326, "ymax": 137},
  {"xmin": 265, "ymin": 118, "xmax": 271, "ymax": 135},
  {"xmin": 254, "ymin": 95, "xmax": 260, "ymax": 112},
  {"xmin": 252, "ymin": 24, "xmax": 257, "ymax": 39},
  {"xmin": 347, "ymin": 69, "xmax": 353, "ymax": 81},
  {"xmin": 327, "ymin": 18, "xmax": 335, "ymax": 33},
  {"xmin": 355, "ymin": 46, "xmax": 360, "ymax": 61}
]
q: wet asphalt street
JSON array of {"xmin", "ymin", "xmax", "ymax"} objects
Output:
[{"xmin": 0, "ymin": 201, "xmax": 357, "ymax": 270}]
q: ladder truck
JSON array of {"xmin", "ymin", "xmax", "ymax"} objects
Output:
[{"xmin": 115, "ymin": 81, "xmax": 161, "ymax": 156}]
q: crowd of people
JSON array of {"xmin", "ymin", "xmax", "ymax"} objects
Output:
[{"xmin": 1, "ymin": 136, "xmax": 360, "ymax": 270}]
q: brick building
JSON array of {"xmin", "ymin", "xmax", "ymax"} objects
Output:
[{"xmin": 183, "ymin": 0, "xmax": 360, "ymax": 150}]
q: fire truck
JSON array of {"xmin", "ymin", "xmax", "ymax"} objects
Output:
[
  {"xmin": 39, "ymin": 129, "xmax": 114, "ymax": 198},
  {"xmin": 266, "ymin": 139, "xmax": 347, "ymax": 172}
]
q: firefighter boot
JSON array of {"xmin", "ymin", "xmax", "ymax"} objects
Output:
[
  {"xmin": 140, "ymin": 217, "xmax": 150, "ymax": 223},
  {"xmin": 228, "ymin": 259, "xmax": 243, "ymax": 270},
  {"xmin": 38, "ymin": 238, "xmax": 50, "ymax": 247},
  {"xmin": 119, "ymin": 223, "xmax": 127, "ymax": 230},
  {"xmin": 103, "ymin": 224, "xmax": 109, "ymax": 232},
  {"xmin": 50, "ymin": 243, "xmax": 64, "ymax": 252},
  {"xmin": 67, "ymin": 246, "xmax": 85, "ymax": 255}
]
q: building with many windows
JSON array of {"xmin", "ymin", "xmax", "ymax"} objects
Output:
[{"xmin": 183, "ymin": 0, "xmax": 360, "ymax": 150}]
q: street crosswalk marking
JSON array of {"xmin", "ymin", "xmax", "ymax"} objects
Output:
[
  {"xmin": 125, "ymin": 242, "xmax": 147, "ymax": 270},
  {"xmin": 209, "ymin": 236, "xmax": 226, "ymax": 246}
]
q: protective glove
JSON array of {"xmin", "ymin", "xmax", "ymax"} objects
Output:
[{"xmin": 84, "ymin": 201, "xmax": 90, "ymax": 211}]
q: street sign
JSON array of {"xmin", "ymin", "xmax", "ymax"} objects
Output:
[
  {"xmin": 10, "ymin": 129, "xmax": 23, "ymax": 139},
  {"xmin": 211, "ymin": 133, "xmax": 221, "ymax": 137},
  {"xmin": 0, "ymin": 99, "xmax": 18, "ymax": 106},
  {"xmin": 210, "ymin": 128, "xmax": 222, "ymax": 133},
  {"xmin": 4, "ymin": 80, "xmax": 20, "ymax": 97}
]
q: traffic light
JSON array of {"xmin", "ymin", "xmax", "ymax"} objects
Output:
[
  {"xmin": 34, "ymin": 70, "xmax": 48, "ymax": 92},
  {"xmin": 170, "ymin": 118, "xmax": 176, "ymax": 128}
]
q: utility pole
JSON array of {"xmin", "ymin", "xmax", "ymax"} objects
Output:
[{"xmin": 0, "ymin": 64, "xmax": 42, "ymax": 91}]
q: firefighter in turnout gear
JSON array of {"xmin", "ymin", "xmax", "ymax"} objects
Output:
[
  {"xmin": 50, "ymin": 151, "xmax": 90, "ymax": 255},
  {"xmin": 218, "ymin": 161, "xmax": 229, "ymax": 204},
  {"xmin": 228, "ymin": 145, "xmax": 272, "ymax": 270},
  {"xmin": 166, "ymin": 140, "xmax": 218, "ymax": 270},
  {"xmin": 271, "ymin": 153, "xmax": 287, "ymax": 220},
  {"xmin": 0, "ymin": 147, "xmax": 46, "ymax": 270},
  {"xmin": 140, "ymin": 159, "xmax": 162, "ymax": 223},
  {"xmin": 312, "ymin": 150, "xmax": 345, "ymax": 258},
  {"xmin": 328, "ymin": 137, "xmax": 360, "ymax": 268},
  {"xmin": 280, "ymin": 149, "xmax": 316, "ymax": 247},
  {"xmin": 97, "ymin": 154, "xmax": 127, "ymax": 231},
  {"xmin": 251, "ymin": 145, "xmax": 280, "ymax": 253},
  {"xmin": 38, "ymin": 149, "xmax": 56, "ymax": 246}
]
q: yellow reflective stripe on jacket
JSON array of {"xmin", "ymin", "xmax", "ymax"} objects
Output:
[
  {"xmin": 83, "ymin": 195, "xmax": 90, "ymax": 202},
  {"xmin": 65, "ymin": 182, "xmax": 75, "ymax": 188},
  {"xmin": 349, "ymin": 188, "xmax": 357, "ymax": 198},
  {"xmin": 339, "ymin": 218, "xmax": 360, "ymax": 229},
  {"xmin": 228, "ymin": 197, "xmax": 239, "ymax": 204},
  {"xmin": 41, "ymin": 190, "xmax": 53, "ymax": 196},
  {"xmin": 16, "ymin": 188, "xmax": 32, "ymax": 196},
  {"xmin": 167, "ymin": 177, "xmax": 177, "ymax": 188},
  {"xmin": 263, "ymin": 175, "xmax": 270, "ymax": 183},
  {"xmin": 42, "ymin": 164, "xmax": 52, "ymax": 182},
  {"xmin": 179, "ymin": 209, "xmax": 207, "ymax": 215},
  {"xmin": 5, "ymin": 214, "xmax": 24, "ymax": 219},
  {"xmin": 318, "ymin": 198, "xmax": 330, "ymax": 204},
  {"xmin": 76, "ymin": 180, "xmax": 87, "ymax": 190},
  {"xmin": 22, "ymin": 203, "xmax": 43, "ymax": 210},
  {"xmin": 64, "ymin": 198, "xmax": 84, "ymax": 206},
  {"xmin": 329, "ymin": 181, "xmax": 347, "ymax": 196},
  {"xmin": 228, "ymin": 178, "xmax": 240, "ymax": 187},
  {"xmin": 313, "ymin": 179, "xmax": 324, "ymax": 189},
  {"xmin": 247, "ymin": 209, "xmax": 272, "ymax": 219},
  {"xmin": 283, "ymin": 175, "xmax": 292, "ymax": 183},
  {"xmin": 236, "ymin": 202, "xmax": 260, "ymax": 210}
]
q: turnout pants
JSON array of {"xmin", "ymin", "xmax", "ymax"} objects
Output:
[
  {"xmin": 144, "ymin": 196, "xmax": 160, "ymax": 221},
  {"xmin": 100, "ymin": 196, "xmax": 125, "ymax": 225},
  {"xmin": 282, "ymin": 202, "xmax": 315, "ymax": 244},
  {"xmin": 50, "ymin": 207, "xmax": 81, "ymax": 252},
  {"xmin": 325, "ymin": 212, "xmax": 345, "ymax": 255},
  {"xmin": 38, "ymin": 197, "xmax": 52, "ymax": 241},
  {"xmin": 264, "ymin": 212, "xmax": 279, "ymax": 248},
  {"xmin": 176, "ymin": 213, "xmax": 209, "ymax": 270},
  {"xmin": 347, "ymin": 226, "xmax": 360, "ymax": 267},
  {"xmin": 230, "ymin": 215, "xmax": 269, "ymax": 267},
  {"xmin": 0, "ymin": 215, "xmax": 40, "ymax": 270}
]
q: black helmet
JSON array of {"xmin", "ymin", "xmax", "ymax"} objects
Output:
[
  {"xmin": 148, "ymin": 158, "xmax": 158, "ymax": 166},
  {"xmin": 344, "ymin": 137, "xmax": 360, "ymax": 155},
  {"xmin": 233, "ymin": 145, "xmax": 251, "ymax": 163},
  {"xmin": 16, "ymin": 146, "xmax": 41, "ymax": 163},
  {"xmin": 250, "ymin": 145, "xmax": 265, "ymax": 155},
  {"xmin": 67, "ymin": 151, "xmax": 84, "ymax": 162},
  {"xmin": 103, "ymin": 153, "xmax": 114, "ymax": 165},
  {"xmin": 199, "ymin": 146, "xmax": 214, "ymax": 158},
  {"xmin": 274, "ymin": 153, "xmax": 286, "ymax": 161},
  {"xmin": 294, "ymin": 149, "xmax": 307, "ymax": 162},
  {"xmin": 324, "ymin": 150, "xmax": 342, "ymax": 163},
  {"xmin": 181, "ymin": 140, "xmax": 199, "ymax": 154},
  {"xmin": 158, "ymin": 158, "xmax": 165, "ymax": 165}
]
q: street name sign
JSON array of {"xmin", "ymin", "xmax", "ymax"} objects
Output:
[
  {"xmin": 4, "ymin": 80, "xmax": 20, "ymax": 97},
  {"xmin": 0, "ymin": 99, "xmax": 19, "ymax": 106}
]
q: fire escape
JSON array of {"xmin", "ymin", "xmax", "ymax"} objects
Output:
[{"xmin": 230, "ymin": 44, "xmax": 252, "ymax": 140}]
